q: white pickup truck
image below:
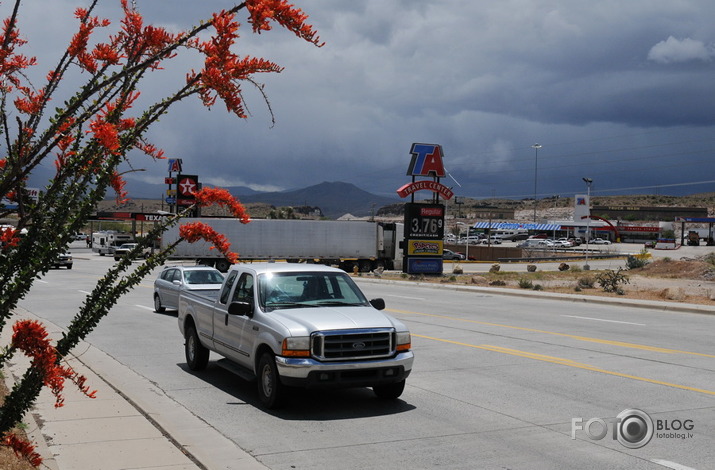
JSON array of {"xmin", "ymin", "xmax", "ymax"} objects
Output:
[{"xmin": 178, "ymin": 262, "xmax": 414, "ymax": 408}]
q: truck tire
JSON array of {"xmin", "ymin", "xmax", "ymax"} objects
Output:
[
  {"xmin": 153, "ymin": 294, "xmax": 165, "ymax": 313},
  {"xmin": 215, "ymin": 259, "xmax": 231, "ymax": 273},
  {"xmin": 185, "ymin": 325, "xmax": 209, "ymax": 371},
  {"xmin": 373, "ymin": 379, "xmax": 405, "ymax": 399},
  {"xmin": 257, "ymin": 352, "xmax": 284, "ymax": 408}
]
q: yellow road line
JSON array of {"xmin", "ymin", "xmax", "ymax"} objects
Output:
[
  {"xmin": 389, "ymin": 309, "xmax": 715, "ymax": 358},
  {"xmin": 415, "ymin": 334, "xmax": 715, "ymax": 396}
]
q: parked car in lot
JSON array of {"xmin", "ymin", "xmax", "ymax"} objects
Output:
[
  {"xmin": 442, "ymin": 249, "xmax": 466, "ymax": 260},
  {"xmin": 481, "ymin": 236, "xmax": 502, "ymax": 245},
  {"xmin": 459, "ymin": 236, "xmax": 483, "ymax": 245},
  {"xmin": 590, "ymin": 238, "xmax": 611, "ymax": 245},
  {"xmin": 53, "ymin": 252, "xmax": 73, "ymax": 269},
  {"xmin": 518, "ymin": 239, "xmax": 554, "ymax": 248},
  {"xmin": 556, "ymin": 238, "xmax": 573, "ymax": 247},
  {"xmin": 113, "ymin": 243, "xmax": 151, "ymax": 261},
  {"xmin": 153, "ymin": 265, "xmax": 225, "ymax": 312}
]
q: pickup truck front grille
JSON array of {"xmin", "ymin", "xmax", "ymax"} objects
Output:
[{"xmin": 311, "ymin": 328, "xmax": 394, "ymax": 361}]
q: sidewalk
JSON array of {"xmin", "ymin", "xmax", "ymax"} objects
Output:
[{"xmin": 2, "ymin": 308, "xmax": 267, "ymax": 470}]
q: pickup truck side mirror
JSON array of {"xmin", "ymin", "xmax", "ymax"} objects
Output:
[
  {"xmin": 369, "ymin": 298, "xmax": 385, "ymax": 310},
  {"xmin": 228, "ymin": 301, "xmax": 253, "ymax": 317}
]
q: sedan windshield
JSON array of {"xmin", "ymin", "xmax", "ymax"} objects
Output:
[
  {"xmin": 259, "ymin": 271, "xmax": 368, "ymax": 311},
  {"xmin": 183, "ymin": 270, "xmax": 224, "ymax": 285}
]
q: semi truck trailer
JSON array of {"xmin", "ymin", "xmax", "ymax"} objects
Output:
[{"xmin": 161, "ymin": 218, "xmax": 404, "ymax": 272}]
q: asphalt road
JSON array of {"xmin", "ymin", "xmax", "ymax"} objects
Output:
[{"xmin": 15, "ymin": 242, "xmax": 715, "ymax": 469}]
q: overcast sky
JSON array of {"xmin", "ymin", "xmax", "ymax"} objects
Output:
[{"xmin": 16, "ymin": 1, "xmax": 715, "ymax": 202}]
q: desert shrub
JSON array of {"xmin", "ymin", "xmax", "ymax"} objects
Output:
[
  {"xmin": 578, "ymin": 276, "xmax": 596, "ymax": 289},
  {"xmin": 490, "ymin": 280, "xmax": 506, "ymax": 286},
  {"xmin": 626, "ymin": 255, "xmax": 650, "ymax": 270},
  {"xmin": 518, "ymin": 278, "xmax": 534, "ymax": 289},
  {"xmin": 596, "ymin": 268, "xmax": 630, "ymax": 293},
  {"xmin": 533, "ymin": 284, "xmax": 544, "ymax": 291}
]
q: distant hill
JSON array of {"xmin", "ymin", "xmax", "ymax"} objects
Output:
[
  {"xmin": 237, "ymin": 181, "xmax": 399, "ymax": 219},
  {"xmin": 99, "ymin": 181, "xmax": 401, "ymax": 219}
]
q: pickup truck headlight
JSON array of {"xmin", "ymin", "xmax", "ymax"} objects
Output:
[
  {"xmin": 396, "ymin": 331, "xmax": 411, "ymax": 352},
  {"xmin": 282, "ymin": 337, "xmax": 311, "ymax": 357}
]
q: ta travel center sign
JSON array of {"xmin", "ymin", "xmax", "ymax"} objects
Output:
[{"xmin": 397, "ymin": 143, "xmax": 452, "ymax": 274}]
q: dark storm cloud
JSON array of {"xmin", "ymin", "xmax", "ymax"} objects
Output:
[{"xmin": 13, "ymin": 0, "xmax": 715, "ymax": 200}]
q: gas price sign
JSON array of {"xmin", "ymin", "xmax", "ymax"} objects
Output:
[{"xmin": 404, "ymin": 203, "xmax": 445, "ymax": 240}]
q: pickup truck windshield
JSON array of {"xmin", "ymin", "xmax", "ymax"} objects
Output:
[{"xmin": 259, "ymin": 271, "xmax": 369, "ymax": 311}]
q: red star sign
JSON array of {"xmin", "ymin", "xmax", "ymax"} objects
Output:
[{"xmin": 178, "ymin": 177, "xmax": 197, "ymax": 196}]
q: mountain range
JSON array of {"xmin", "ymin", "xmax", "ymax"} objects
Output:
[{"xmin": 123, "ymin": 180, "xmax": 400, "ymax": 219}]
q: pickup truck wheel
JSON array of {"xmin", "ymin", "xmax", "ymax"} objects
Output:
[
  {"xmin": 153, "ymin": 295, "xmax": 165, "ymax": 313},
  {"xmin": 257, "ymin": 353, "xmax": 283, "ymax": 408},
  {"xmin": 373, "ymin": 379, "xmax": 405, "ymax": 399},
  {"xmin": 185, "ymin": 325, "xmax": 209, "ymax": 371}
]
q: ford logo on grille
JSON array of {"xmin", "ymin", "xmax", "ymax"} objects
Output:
[{"xmin": 352, "ymin": 342, "xmax": 366, "ymax": 350}]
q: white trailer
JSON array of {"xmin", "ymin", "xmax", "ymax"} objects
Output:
[
  {"xmin": 160, "ymin": 218, "xmax": 403, "ymax": 272},
  {"xmin": 91, "ymin": 230, "xmax": 134, "ymax": 256}
]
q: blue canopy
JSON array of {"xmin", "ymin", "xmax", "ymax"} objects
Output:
[{"xmin": 472, "ymin": 222, "xmax": 561, "ymax": 231}]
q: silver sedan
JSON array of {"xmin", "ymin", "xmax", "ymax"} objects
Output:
[{"xmin": 153, "ymin": 265, "xmax": 224, "ymax": 312}]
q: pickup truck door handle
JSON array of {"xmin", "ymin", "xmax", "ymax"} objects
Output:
[
  {"xmin": 252, "ymin": 326, "xmax": 259, "ymax": 331},
  {"xmin": 225, "ymin": 314, "xmax": 229, "ymax": 326}
]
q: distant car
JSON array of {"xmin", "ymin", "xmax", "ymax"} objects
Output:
[
  {"xmin": 113, "ymin": 243, "xmax": 150, "ymax": 261},
  {"xmin": 442, "ymin": 249, "xmax": 466, "ymax": 260},
  {"xmin": 464, "ymin": 236, "xmax": 483, "ymax": 245},
  {"xmin": 568, "ymin": 237, "xmax": 582, "ymax": 246},
  {"xmin": 153, "ymin": 265, "xmax": 225, "ymax": 312},
  {"xmin": 53, "ymin": 252, "xmax": 73, "ymax": 269},
  {"xmin": 556, "ymin": 238, "xmax": 573, "ymax": 247},
  {"xmin": 481, "ymin": 236, "xmax": 502, "ymax": 245},
  {"xmin": 73, "ymin": 233, "xmax": 87, "ymax": 241},
  {"xmin": 590, "ymin": 238, "xmax": 611, "ymax": 245}
]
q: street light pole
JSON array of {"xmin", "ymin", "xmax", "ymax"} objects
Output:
[
  {"xmin": 532, "ymin": 143, "xmax": 542, "ymax": 223},
  {"xmin": 583, "ymin": 177, "xmax": 593, "ymax": 270}
]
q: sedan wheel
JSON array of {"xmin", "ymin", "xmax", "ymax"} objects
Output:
[{"xmin": 154, "ymin": 294, "xmax": 165, "ymax": 313}]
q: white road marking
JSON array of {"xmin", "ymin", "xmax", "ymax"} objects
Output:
[
  {"xmin": 78, "ymin": 290, "xmax": 91, "ymax": 295},
  {"xmin": 386, "ymin": 295, "xmax": 426, "ymax": 300},
  {"xmin": 135, "ymin": 305, "xmax": 155, "ymax": 311},
  {"xmin": 651, "ymin": 459, "xmax": 697, "ymax": 470},
  {"xmin": 561, "ymin": 314, "xmax": 645, "ymax": 326}
]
